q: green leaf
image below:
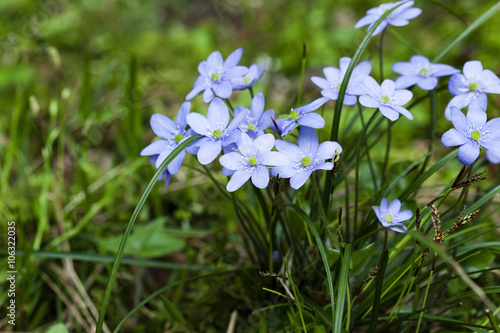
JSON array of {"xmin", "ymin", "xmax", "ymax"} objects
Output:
[
  {"xmin": 46, "ymin": 323, "xmax": 69, "ymax": 333},
  {"xmin": 350, "ymin": 242, "xmax": 374, "ymax": 270}
]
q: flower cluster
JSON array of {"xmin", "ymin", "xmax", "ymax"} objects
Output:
[{"xmin": 373, "ymin": 198, "xmax": 413, "ymax": 233}]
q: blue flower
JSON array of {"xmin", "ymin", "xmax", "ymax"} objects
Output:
[
  {"xmin": 186, "ymin": 48, "xmax": 248, "ymax": 103},
  {"xmin": 445, "ymin": 60, "xmax": 500, "ymax": 120},
  {"xmin": 140, "ymin": 102, "xmax": 196, "ymax": 175},
  {"xmin": 392, "ymin": 55, "xmax": 460, "ymax": 90},
  {"xmin": 272, "ymin": 97, "xmax": 329, "ymax": 137},
  {"xmin": 186, "ymin": 97, "xmax": 249, "ymax": 165},
  {"xmin": 355, "ymin": 1, "xmax": 422, "ymax": 37},
  {"xmin": 231, "ymin": 63, "xmax": 265, "ymax": 90},
  {"xmin": 441, "ymin": 107, "xmax": 500, "ymax": 166},
  {"xmin": 311, "ymin": 57, "xmax": 372, "ymax": 105},
  {"xmin": 359, "ymin": 77, "xmax": 413, "ymax": 121},
  {"xmin": 233, "ymin": 92, "xmax": 274, "ymax": 138},
  {"xmin": 271, "ymin": 127, "xmax": 342, "ymax": 189},
  {"xmin": 374, "ymin": 198, "xmax": 412, "ymax": 233},
  {"xmin": 149, "ymin": 155, "xmax": 172, "ymax": 188},
  {"xmin": 219, "ymin": 133, "xmax": 290, "ymax": 192}
]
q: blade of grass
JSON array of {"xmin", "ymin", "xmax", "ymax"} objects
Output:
[
  {"xmin": 432, "ymin": 1, "xmax": 500, "ymax": 63},
  {"xmin": 336, "ymin": 243, "xmax": 352, "ymax": 333},
  {"xmin": 96, "ymin": 134, "xmax": 201, "ymax": 333},
  {"xmin": 289, "ymin": 204, "xmax": 335, "ymax": 330},
  {"xmin": 368, "ymin": 249, "xmax": 388, "ymax": 333}
]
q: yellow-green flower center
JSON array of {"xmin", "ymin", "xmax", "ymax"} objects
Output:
[
  {"xmin": 471, "ymin": 130, "xmax": 481, "ymax": 141},
  {"xmin": 244, "ymin": 76, "xmax": 252, "ymax": 84},
  {"xmin": 213, "ymin": 129, "xmax": 223, "ymax": 139},
  {"xmin": 469, "ymin": 82, "xmax": 478, "ymax": 91},
  {"xmin": 290, "ymin": 110, "xmax": 299, "ymax": 120},
  {"xmin": 247, "ymin": 124, "xmax": 256, "ymax": 131},
  {"xmin": 248, "ymin": 157, "xmax": 258, "ymax": 166},
  {"xmin": 381, "ymin": 95, "xmax": 390, "ymax": 104},
  {"xmin": 301, "ymin": 156, "xmax": 311, "ymax": 167},
  {"xmin": 420, "ymin": 68, "xmax": 428, "ymax": 76},
  {"xmin": 174, "ymin": 134, "xmax": 183, "ymax": 143},
  {"xmin": 385, "ymin": 214, "xmax": 393, "ymax": 223},
  {"xmin": 211, "ymin": 72, "xmax": 221, "ymax": 82}
]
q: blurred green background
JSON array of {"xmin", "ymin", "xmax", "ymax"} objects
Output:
[{"xmin": 1, "ymin": 0, "xmax": 499, "ymax": 331}]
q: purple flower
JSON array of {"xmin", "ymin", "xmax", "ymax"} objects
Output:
[
  {"xmin": 359, "ymin": 77, "xmax": 413, "ymax": 121},
  {"xmin": 373, "ymin": 198, "xmax": 412, "ymax": 233},
  {"xmin": 233, "ymin": 93, "xmax": 275, "ymax": 138},
  {"xmin": 140, "ymin": 102, "xmax": 196, "ymax": 175},
  {"xmin": 231, "ymin": 63, "xmax": 265, "ymax": 90},
  {"xmin": 149, "ymin": 155, "xmax": 172, "ymax": 188},
  {"xmin": 186, "ymin": 48, "xmax": 248, "ymax": 103},
  {"xmin": 355, "ymin": 1, "xmax": 422, "ymax": 37},
  {"xmin": 272, "ymin": 97, "xmax": 329, "ymax": 137},
  {"xmin": 441, "ymin": 107, "xmax": 500, "ymax": 166},
  {"xmin": 445, "ymin": 60, "xmax": 500, "ymax": 120},
  {"xmin": 392, "ymin": 55, "xmax": 460, "ymax": 90},
  {"xmin": 311, "ymin": 57, "xmax": 372, "ymax": 105},
  {"xmin": 219, "ymin": 133, "xmax": 290, "ymax": 192},
  {"xmin": 186, "ymin": 98, "xmax": 249, "ymax": 165},
  {"xmin": 271, "ymin": 127, "xmax": 342, "ymax": 189}
]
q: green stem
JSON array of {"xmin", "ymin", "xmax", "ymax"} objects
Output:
[
  {"xmin": 96, "ymin": 135, "xmax": 201, "ymax": 333},
  {"xmin": 380, "ymin": 120, "xmax": 392, "ymax": 188},
  {"xmin": 379, "ymin": 29, "xmax": 386, "ymax": 81}
]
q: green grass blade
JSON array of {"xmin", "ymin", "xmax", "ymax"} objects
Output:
[
  {"xmin": 335, "ymin": 243, "xmax": 351, "ymax": 333},
  {"xmin": 368, "ymin": 249, "xmax": 388, "ymax": 333},
  {"xmin": 96, "ymin": 134, "xmax": 201, "ymax": 333},
  {"xmin": 289, "ymin": 204, "xmax": 335, "ymax": 330},
  {"xmin": 432, "ymin": 1, "xmax": 500, "ymax": 63}
]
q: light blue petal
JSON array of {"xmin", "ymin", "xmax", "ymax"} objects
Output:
[
  {"xmin": 445, "ymin": 94, "xmax": 469, "ymax": 120},
  {"xmin": 207, "ymin": 98, "xmax": 229, "ymax": 128},
  {"xmin": 379, "ymin": 106, "xmax": 400, "ymax": 121},
  {"xmin": 207, "ymin": 51, "xmax": 223, "ymax": 68},
  {"xmin": 389, "ymin": 224, "xmax": 407, "ymax": 233},
  {"xmin": 466, "ymin": 110, "xmax": 487, "ymax": 128},
  {"xmin": 250, "ymin": 93, "xmax": 265, "ymax": 118},
  {"xmin": 457, "ymin": 141, "xmax": 480, "ymax": 166},
  {"xmin": 469, "ymin": 93, "xmax": 487, "ymax": 112},
  {"xmin": 252, "ymin": 165, "xmax": 270, "ymax": 189},
  {"xmin": 380, "ymin": 79, "xmax": 396, "ymax": 96},
  {"xmin": 359, "ymin": 95, "xmax": 380, "ymax": 108},
  {"xmin": 463, "ymin": 60, "xmax": 483, "ymax": 80},
  {"xmin": 298, "ymin": 127, "xmax": 319, "ymax": 153},
  {"xmin": 203, "ymin": 87, "xmax": 215, "ymax": 103},
  {"xmin": 275, "ymin": 140, "xmax": 302, "ymax": 159},
  {"xmin": 219, "ymin": 152, "xmax": 244, "ymax": 170},
  {"xmin": 393, "ymin": 89, "xmax": 412, "ymax": 105},
  {"xmin": 290, "ymin": 170, "xmax": 312, "ymax": 189},
  {"xmin": 316, "ymin": 141, "xmax": 342, "ymax": 160},
  {"xmin": 223, "ymin": 48, "xmax": 243, "ymax": 70},
  {"xmin": 254, "ymin": 133, "xmax": 275, "ymax": 153},
  {"xmin": 394, "ymin": 75, "xmax": 420, "ymax": 89},
  {"xmin": 186, "ymin": 113, "xmax": 210, "ymax": 136},
  {"xmin": 448, "ymin": 74, "xmax": 467, "ymax": 96},
  {"xmin": 213, "ymin": 81, "xmax": 232, "ymax": 99},
  {"xmin": 323, "ymin": 67, "xmax": 340, "ymax": 82},
  {"xmin": 416, "ymin": 77, "xmax": 438, "ymax": 90},
  {"xmin": 441, "ymin": 129, "xmax": 468, "ymax": 147},
  {"xmin": 362, "ymin": 76, "xmax": 381, "ymax": 97},
  {"xmin": 167, "ymin": 150, "xmax": 186, "ymax": 175},
  {"xmin": 150, "ymin": 114, "xmax": 177, "ymax": 138},
  {"xmin": 141, "ymin": 140, "xmax": 171, "ymax": 156},
  {"xmin": 388, "ymin": 199, "xmax": 401, "ymax": 214},
  {"xmin": 297, "ymin": 113, "xmax": 325, "ymax": 128},
  {"xmin": 380, "ymin": 198, "xmax": 388, "ymax": 211},
  {"xmin": 392, "ymin": 106, "xmax": 413, "ymax": 120},
  {"xmin": 271, "ymin": 164, "xmax": 296, "ymax": 178},
  {"xmin": 396, "ymin": 210, "xmax": 413, "ymax": 222},
  {"xmin": 261, "ymin": 152, "xmax": 290, "ymax": 166},
  {"xmin": 449, "ymin": 107, "xmax": 468, "ymax": 133},
  {"xmin": 197, "ymin": 140, "xmax": 222, "ymax": 165},
  {"xmin": 226, "ymin": 169, "xmax": 252, "ymax": 192},
  {"xmin": 311, "ymin": 76, "xmax": 331, "ymax": 90},
  {"xmin": 176, "ymin": 102, "xmax": 191, "ymax": 131}
]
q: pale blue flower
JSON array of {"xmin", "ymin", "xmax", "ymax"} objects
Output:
[
  {"xmin": 149, "ymin": 155, "xmax": 172, "ymax": 188},
  {"xmin": 311, "ymin": 57, "xmax": 372, "ymax": 105},
  {"xmin": 359, "ymin": 77, "xmax": 413, "ymax": 121},
  {"xmin": 271, "ymin": 127, "xmax": 342, "ymax": 189},
  {"xmin": 140, "ymin": 102, "xmax": 196, "ymax": 175},
  {"xmin": 441, "ymin": 107, "xmax": 500, "ymax": 165},
  {"xmin": 272, "ymin": 97, "xmax": 329, "ymax": 137},
  {"xmin": 445, "ymin": 60, "xmax": 500, "ymax": 120},
  {"xmin": 231, "ymin": 63, "xmax": 265, "ymax": 90},
  {"xmin": 373, "ymin": 198, "xmax": 412, "ymax": 233},
  {"xmin": 355, "ymin": 1, "xmax": 422, "ymax": 37},
  {"xmin": 186, "ymin": 98, "xmax": 249, "ymax": 165},
  {"xmin": 392, "ymin": 55, "xmax": 460, "ymax": 90},
  {"xmin": 186, "ymin": 48, "xmax": 248, "ymax": 103},
  {"xmin": 219, "ymin": 133, "xmax": 290, "ymax": 192},
  {"xmin": 233, "ymin": 92, "xmax": 275, "ymax": 138}
]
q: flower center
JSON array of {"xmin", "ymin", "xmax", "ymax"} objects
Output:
[
  {"xmin": 211, "ymin": 72, "xmax": 221, "ymax": 82},
  {"xmin": 290, "ymin": 110, "xmax": 299, "ymax": 120},
  {"xmin": 385, "ymin": 214, "xmax": 393, "ymax": 223},
  {"xmin": 244, "ymin": 76, "xmax": 252, "ymax": 84},
  {"xmin": 213, "ymin": 129, "xmax": 223, "ymax": 139},
  {"xmin": 381, "ymin": 95, "xmax": 390, "ymax": 104},
  {"xmin": 419, "ymin": 68, "xmax": 428, "ymax": 76},
  {"xmin": 469, "ymin": 82, "xmax": 478, "ymax": 91},
  {"xmin": 174, "ymin": 134, "xmax": 183, "ymax": 143},
  {"xmin": 471, "ymin": 130, "xmax": 481, "ymax": 141},
  {"xmin": 248, "ymin": 157, "xmax": 258, "ymax": 166},
  {"xmin": 247, "ymin": 124, "xmax": 256, "ymax": 131},
  {"xmin": 301, "ymin": 156, "xmax": 311, "ymax": 167}
]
